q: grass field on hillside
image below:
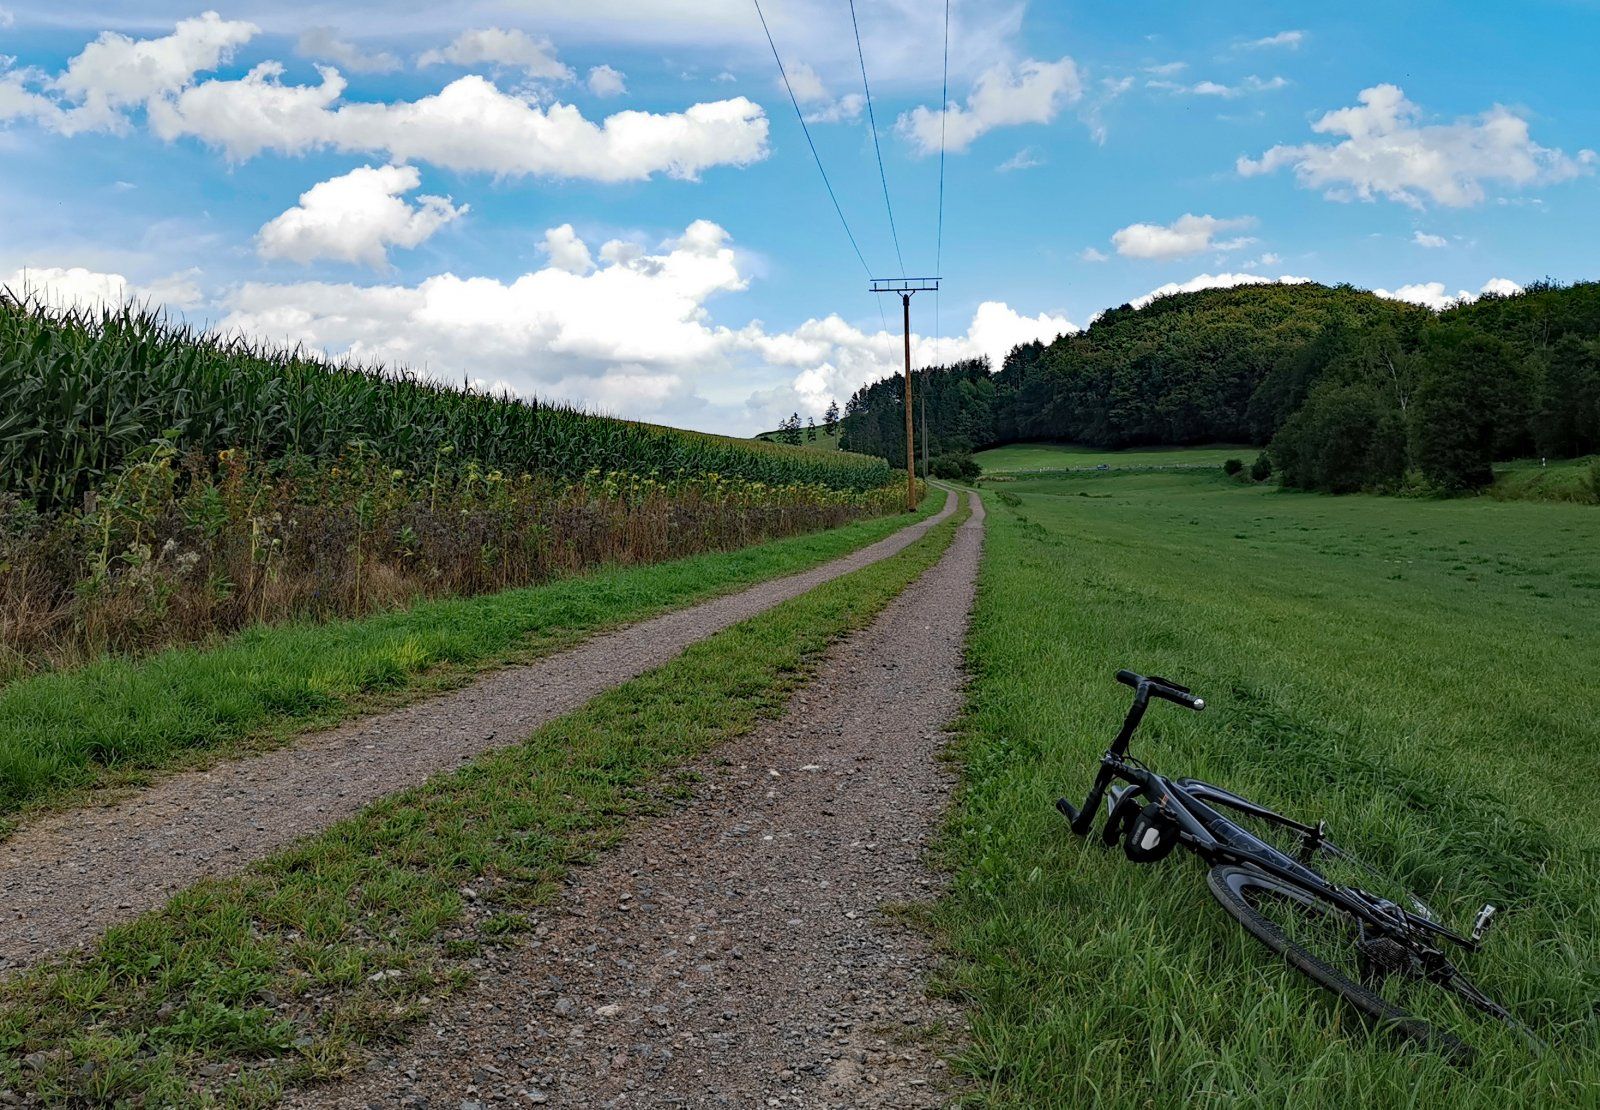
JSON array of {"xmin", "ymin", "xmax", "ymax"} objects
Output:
[
  {"xmin": 974, "ymin": 442, "xmax": 1253, "ymax": 473},
  {"xmin": 1492, "ymin": 456, "xmax": 1600, "ymax": 504},
  {"xmin": 937, "ymin": 470, "xmax": 1599, "ymax": 1105}
]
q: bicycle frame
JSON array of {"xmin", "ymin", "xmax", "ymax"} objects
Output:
[{"xmin": 1059, "ymin": 674, "xmax": 1483, "ymax": 955}]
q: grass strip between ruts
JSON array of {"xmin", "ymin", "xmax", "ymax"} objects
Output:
[
  {"xmin": 0, "ymin": 498, "xmax": 968, "ymax": 1107},
  {"xmin": 0, "ymin": 494, "xmax": 942, "ymax": 831}
]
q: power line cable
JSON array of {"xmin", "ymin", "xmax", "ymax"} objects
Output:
[
  {"xmin": 848, "ymin": 0, "xmax": 906, "ymax": 278},
  {"xmin": 751, "ymin": 0, "xmax": 874, "ymax": 281}
]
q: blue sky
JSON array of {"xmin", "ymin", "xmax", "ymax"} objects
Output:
[{"xmin": 2, "ymin": 1, "xmax": 1596, "ymax": 434}]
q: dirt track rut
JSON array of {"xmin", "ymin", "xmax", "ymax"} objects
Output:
[
  {"xmin": 294, "ymin": 490, "xmax": 985, "ymax": 1109},
  {"xmin": 0, "ymin": 491, "xmax": 958, "ymax": 974}
]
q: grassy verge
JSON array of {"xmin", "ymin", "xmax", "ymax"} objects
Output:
[
  {"xmin": 0, "ymin": 500, "xmax": 967, "ymax": 1107},
  {"xmin": 0, "ymin": 494, "xmax": 942, "ymax": 829},
  {"xmin": 933, "ymin": 473, "xmax": 1597, "ymax": 1106},
  {"xmin": 1491, "ymin": 456, "xmax": 1600, "ymax": 504}
]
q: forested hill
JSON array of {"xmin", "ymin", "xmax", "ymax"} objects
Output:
[{"xmin": 838, "ymin": 280, "xmax": 1600, "ymax": 492}]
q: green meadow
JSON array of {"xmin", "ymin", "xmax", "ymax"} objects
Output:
[
  {"xmin": 937, "ymin": 467, "xmax": 1600, "ymax": 1105},
  {"xmin": 974, "ymin": 441, "xmax": 1254, "ymax": 473}
]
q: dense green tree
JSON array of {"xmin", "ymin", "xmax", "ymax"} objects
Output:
[
  {"xmin": 1273, "ymin": 382, "xmax": 1405, "ymax": 493},
  {"xmin": 1535, "ymin": 335, "xmax": 1600, "ymax": 458},
  {"xmin": 1409, "ymin": 328, "xmax": 1513, "ymax": 491}
]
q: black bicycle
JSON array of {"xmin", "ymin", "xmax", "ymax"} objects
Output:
[{"xmin": 1056, "ymin": 669, "xmax": 1539, "ymax": 1059}]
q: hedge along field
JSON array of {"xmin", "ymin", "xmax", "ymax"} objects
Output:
[
  {"xmin": 937, "ymin": 471, "xmax": 1600, "ymax": 1106},
  {"xmin": 0, "ymin": 297, "xmax": 891, "ymax": 513}
]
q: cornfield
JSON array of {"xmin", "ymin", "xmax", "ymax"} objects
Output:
[{"xmin": 0, "ymin": 297, "xmax": 893, "ymax": 512}]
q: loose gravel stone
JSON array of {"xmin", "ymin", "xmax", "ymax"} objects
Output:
[
  {"xmin": 0, "ymin": 493, "xmax": 958, "ymax": 974},
  {"xmin": 292, "ymin": 492, "xmax": 984, "ymax": 1109}
]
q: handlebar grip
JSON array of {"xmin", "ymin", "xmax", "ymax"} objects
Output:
[
  {"xmin": 1115, "ymin": 669, "xmax": 1206, "ymax": 711},
  {"xmin": 1155, "ymin": 686, "xmax": 1206, "ymax": 711}
]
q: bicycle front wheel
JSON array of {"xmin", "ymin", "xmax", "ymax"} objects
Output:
[{"xmin": 1206, "ymin": 865, "xmax": 1470, "ymax": 1058}]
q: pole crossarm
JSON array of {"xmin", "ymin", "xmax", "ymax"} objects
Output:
[{"xmin": 869, "ymin": 278, "xmax": 941, "ymax": 295}]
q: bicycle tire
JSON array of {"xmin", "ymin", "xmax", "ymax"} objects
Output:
[{"xmin": 1206, "ymin": 865, "xmax": 1470, "ymax": 1059}]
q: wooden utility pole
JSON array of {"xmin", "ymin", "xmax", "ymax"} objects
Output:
[
  {"xmin": 900, "ymin": 293, "xmax": 914, "ymax": 508},
  {"xmin": 871, "ymin": 277, "xmax": 940, "ymax": 510}
]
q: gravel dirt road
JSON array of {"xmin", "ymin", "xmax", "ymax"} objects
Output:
[
  {"xmin": 292, "ymin": 490, "xmax": 985, "ymax": 1109},
  {"xmin": 0, "ymin": 491, "xmax": 958, "ymax": 974}
]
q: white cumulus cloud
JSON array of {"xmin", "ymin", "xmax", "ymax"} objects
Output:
[
  {"xmin": 587, "ymin": 65, "xmax": 626, "ymax": 98},
  {"xmin": 1, "ymin": 68, "xmax": 63, "ymax": 127},
  {"xmin": 2, "ymin": 265, "xmax": 203, "ymax": 311},
  {"xmin": 1243, "ymin": 30, "xmax": 1305, "ymax": 49},
  {"xmin": 780, "ymin": 61, "xmax": 862, "ymax": 125},
  {"xmin": 147, "ymin": 67, "xmax": 769, "ymax": 182},
  {"xmin": 1479, "ymin": 277, "xmax": 1523, "ymax": 298},
  {"xmin": 1111, "ymin": 214, "xmax": 1257, "ymax": 260},
  {"xmin": 296, "ymin": 27, "xmax": 400, "ymax": 75},
  {"xmin": 1148, "ymin": 75, "xmax": 1287, "ymax": 98},
  {"xmin": 50, "ymin": 10, "xmax": 257, "ymax": 134},
  {"xmin": 1373, "ymin": 277, "xmax": 1524, "ymax": 311},
  {"xmin": 2, "ymin": 16, "xmax": 767, "ymax": 184},
  {"xmin": 417, "ymin": 28, "xmax": 573, "ymax": 81},
  {"xmin": 539, "ymin": 223, "xmax": 596, "ymax": 274},
  {"xmin": 256, "ymin": 164, "xmax": 467, "ymax": 268},
  {"xmin": 898, "ymin": 56, "xmax": 1083, "ymax": 154},
  {"xmin": 1239, "ymin": 84, "xmax": 1595, "ymax": 207},
  {"xmin": 783, "ymin": 61, "xmax": 829, "ymax": 105},
  {"xmin": 1412, "ymin": 231, "xmax": 1448, "ymax": 248}
]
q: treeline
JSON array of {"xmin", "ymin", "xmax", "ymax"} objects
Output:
[{"xmin": 839, "ymin": 281, "xmax": 1600, "ymax": 492}]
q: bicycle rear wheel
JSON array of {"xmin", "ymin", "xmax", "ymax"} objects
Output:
[{"xmin": 1207, "ymin": 865, "xmax": 1472, "ymax": 1058}]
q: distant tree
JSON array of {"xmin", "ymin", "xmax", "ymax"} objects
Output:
[
  {"xmin": 1250, "ymin": 452, "xmax": 1273, "ymax": 482},
  {"xmin": 1535, "ymin": 336, "xmax": 1600, "ymax": 458},
  {"xmin": 929, "ymin": 453, "xmax": 980, "ymax": 481},
  {"xmin": 1409, "ymin": 329, "xmax": 1511, "ymax": 491},
  {"xmin": 1223, "ymin": 458, "xmax": 1244, "ymax": 477},
  {"xmin": 824, "ymin": 400, "xmax": 841, "ymax": 436},
  {"xmin": 1273, "ymin": 382, "xmax": 1404, "ymax": 493},
  {"xmin": 806, "ymin": 416, "xmax": 817, "ymax": 442},
  {"xmin": 779, "ymin": 413, "xmax": 803, "ymax": 446}
]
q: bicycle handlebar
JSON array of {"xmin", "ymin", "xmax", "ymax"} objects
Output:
[{"xmin": 1116, "ymin": 669, "xmax": 1206, "ymax": 711}]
